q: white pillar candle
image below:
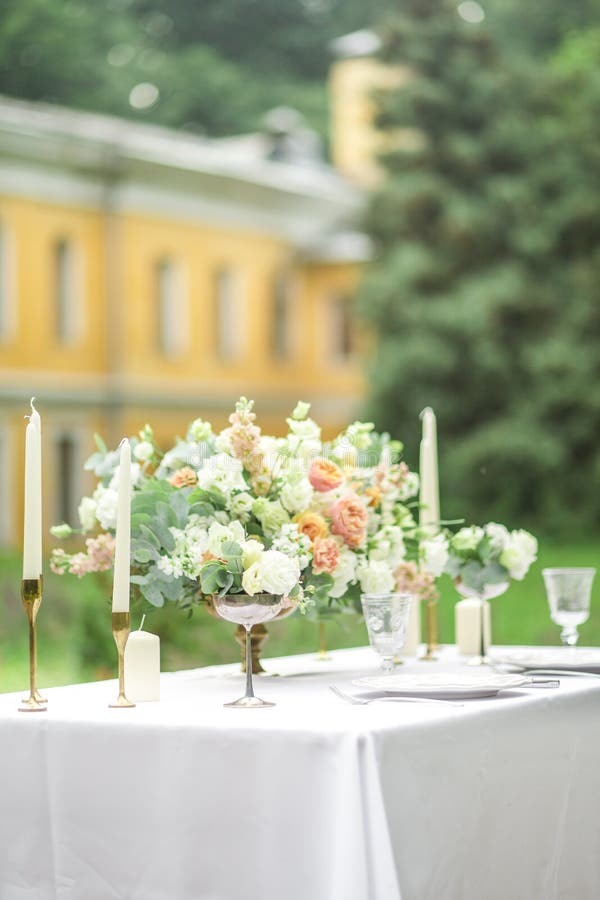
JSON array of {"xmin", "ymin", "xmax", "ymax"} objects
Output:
[
  {"xmin": 112, "ymin": 438, "xmax": 131, "ymax": 613},
  {"xmin": 124, "ymin": 628, "xmax": 160, "ymax": 702},
  {"xmin": 419, "ymin": 407, "xmax": 440, "ymax": 532},
  {"xmin": 455, "ymin": 599, "xmax": 491, "ymax": 656},
  {"xmin": 399, "ymin": 598, "xmax": 421, "ymax": 656},
  {"xmin": 23, "ymin": 399, "xmax": 42, "ymax": 579}
]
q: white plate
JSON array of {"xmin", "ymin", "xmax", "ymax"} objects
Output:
[
  {"xmin": 490, "ymin": 647, "xmax": 600, "ymax": 673},
  {"xmin": 352, "ymin": 672, "xmax": 529, "ymax": 699}
]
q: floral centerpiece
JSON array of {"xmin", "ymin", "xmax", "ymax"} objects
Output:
[
  {"xmin": 51, "ymin": 399, "xmax": 444, "ymax": 620},
  {"xmin": 445, "ymin": 523, "xmax": 538, "ymax": 595}
]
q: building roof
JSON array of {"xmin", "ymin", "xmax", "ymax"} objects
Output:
[{"xmin": 0, "ymin": 94, "xmax": 368, "ymax": 250}]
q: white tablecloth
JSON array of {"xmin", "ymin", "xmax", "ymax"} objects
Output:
[{"xmin": 1, "ymin": 645, "xmax": 599, "ymax": 900}]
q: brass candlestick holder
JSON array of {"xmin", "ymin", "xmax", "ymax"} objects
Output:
[
  {"xmin": 109, "ymin": 612, "xmax": 135, "ymax": 708},
  {"xmin": 421, "ymin": 599, "xmax": 439, "ymax": 661},
  {"xmin": 315, "ymin": 621, "xmax": 331, "ymax": 661},
  {"xmin": 19, "ymin": 577, "xmax": 47, "ymax": 712}
]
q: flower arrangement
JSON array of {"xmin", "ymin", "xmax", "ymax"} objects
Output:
[
  {"xmin": 51, "ymin": 398, "xmax": 444, "ymax": 615},
  {"xmin": 444, "ymin": 523, "xmax": 538, "ymax": 594}
]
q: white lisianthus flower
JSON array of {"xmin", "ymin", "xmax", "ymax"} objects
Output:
[
  {"xmin": 50, "ymin": 523, "xmax": 73, "ymax": 539},
  {"xmin": 500, "ymin": 530, "xmax": 538, "ymax": 580},
  {"xmin": 420, "ymin": 533, "xmax": 449, "ymax": 578},
  {"xmin": 241, "ymin": 539, "xmax": 264, "ymax": 569},
  {"xmin": 109, "ymin": 461, "xmax": 141, "ymax": 490},
  {"xmin": 252, "ymin": 498, "xmax": 290, "ymax": 538},
  {"xmin": 329, "ymin": 543, "xmax": 358, "ymax": 599},
  {"xmin": 187, "ymin": 418, "xmax": 213, "ymax": 443},
  {"xmin": 345, "ymin": 421, "xmax": 374, "ymax": 451},
  {"xmin": 280, "ymin": 476, "xmax": 313, "ymax": 515},
  {"xmin": 133, "ymin": 440, "xmax": 154, "ymax": 463},
  {"xmin": 94, "ymin": 486, "xmax": 119, "ymax": 530},
  {"xmin": 230, "ymin": 491, "xmax": 254, "ymax": 522},
  {"xmin": 242, "ymin": 561, "xmax": 263, "ymax": 596},
  {"xmin": 214, "ymin": 430, "xmax": 234, "ymax": 455},
  {"xmin": 357, "ymin": 559, "xmax": 395, "ymax": 595},
  {"xmin": 451, "ymin": 526, "xmax": 484, "ymax": 553},
  {"xmin": 369, "ymin": 525, "xmax": 405, "ymax": 567},
  {"xmin": 196, "ymin": 453, "xmax": 246, "ymax": 498},
  {"xmin": 484, "ymin": 522, "xmax": 510, "ymax": 554},
  {"xmin": 78, "ymin": 496, "xmax": 97, "ymax": 533},
  {"xmin": 292, "ymin": 401, "xmax": 311, "ymax": 421},
  {"xmin": 287, "ymin": 417, "xmax": 321, "ymax": 442},
  {"xmin": 206, "ymin": 521, "xmax": 245, "ymax": 556},
  {"xmin": 257, "ymin": 550, "xmax": 300, "ymax": 596},
  {"xmin": 399, "ymin": 471, "xmax": 420, "ymax": 501}
]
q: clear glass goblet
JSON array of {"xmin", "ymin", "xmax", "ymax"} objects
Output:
[
  {"xmin": 213, "ymin": 593, "xmax": 284, "ymax": 707},
  {"xmin": 361, "ymin": 593, "xmax": 413, "ymax": 673},
  {"xmin": 542, "ymin": 568, "xmax": 595, "ymax": 647}
]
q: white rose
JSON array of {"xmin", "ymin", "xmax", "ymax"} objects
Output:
[
  {"xmin": 242, "ymin": 562, "xmax": 263, "ymax": 596},
  {"xmin": 452, "ymin": 526, "xmax": 484, "ymax": 553},
  {"xmin": 280, "ymin": 477, "xmax": 313, "ymax": 515},
  {"xmin": 206, "ymin": 521, "xmax": 245, "ymax": 556},
  {"xmin": 94, "ymin": 486, "xmax": 119, "ymax": 530},
  {"xmin": 420, "ymin": 533, "xmax": 449, "ymax": 578},
  {"xmin": 78, "ymin": 496, "xmax": 97, "ymax": 533},
  {"xmin": 257, "ymin": 550, "xmax": 300, "ymax": 596},
  {"xmin": 357, "ymin": 559, "xmax": 395, "ymax": 595},
  {"xmin": 133, "ymin": 440, "xmax": 154, "ymax": 462},
  {"xmin": 484, "ymin": 522, "xmax": 510, "ymax": 554},
  {"xmin": 500, "ymin": 530, "xmax": 538, "ymax": 580},
  {"xmin": 241, "ymin": 539, "xmax": 264, "ymax": 569},
  {"xmin": 329, "ymin": 543, "xmax": 358, "ymax": 599}
]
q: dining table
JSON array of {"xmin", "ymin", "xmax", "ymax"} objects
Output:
[{"xmin": 1, "ymin": 644, "xmax": 599, "ymax": 900}]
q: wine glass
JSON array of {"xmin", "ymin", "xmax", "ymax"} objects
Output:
[
  {"xmin": 213, "ymin": 593, "xmax": 284, "ymax": 707},
  {"xmin": 361, "ymin": 593, "xmax": 413, "ymax": 673},
  {"xmin": 542, "ymin": 568, "xmax": 595, "ymax": 647}
]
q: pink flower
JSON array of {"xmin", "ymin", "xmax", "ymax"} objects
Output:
[
  {"xmin": 169, "ymin": 466, "xmax": 198, "ymax": 488},
  {"xmin": 308, "ymin": 458, "xmax": 344, "ymax": 493},
  {"xmin": 394, "ymin": 561, "xmax": 438, "ymax": 603},
  {"xmin": 330, "ymin": 493, "xmax": 368, "ymax": 548},
  {"xmin": 312, "ymin": 537, "xmax": 340, "ymax": 575}
]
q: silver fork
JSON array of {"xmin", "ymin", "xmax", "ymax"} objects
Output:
[{"xmin": 329, "ymin": 685, "xmax": 464, "ymax": 708}]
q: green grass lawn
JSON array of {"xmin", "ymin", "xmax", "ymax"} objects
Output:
[{"xmin": 1, "ymin": 539, "xmax": 599, "ymax": 693}]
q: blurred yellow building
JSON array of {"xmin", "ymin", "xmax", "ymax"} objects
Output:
[{"xmin": 0, "ymin": 30, "xmax": 394, "ymax": 543}]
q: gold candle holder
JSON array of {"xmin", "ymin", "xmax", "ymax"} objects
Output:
[
  {"xmin": 421, "ymin": 599, "xmax": 439, "ymax": 661},
  {"xmin": 19, "ymin": 577, "xmax": 47, "ymax": 712},
  {"xmin": 109, "ymin": 612, "xmax": 135, "ymax": 708},
  {"xmin": 315, "ymin": 621, "xmax": 331, "ymax": 661}
]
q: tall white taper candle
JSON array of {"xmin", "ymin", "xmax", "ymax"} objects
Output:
[
  {"xmin": 23, "ymin": 398, "xmax": 42, "ymax": 579},
  {"xmin": 112, "ymin": 438, "xmax": 131, "ymax": 613},
  {"xmin": 419, "ymin": 407, "xmax": 440, "ymax": 532}
]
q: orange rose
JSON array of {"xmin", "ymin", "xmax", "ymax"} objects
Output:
[
  {"xmin": 330, "ymin": 493, "xmax": 368, "ymax": 548},
  {"xmin": 308, "ymin": 458, "xmax": 344, "ymax": 493},
  {"xmin": 312, "ymin": 537, "xmax": 340, "ymax": 575},
  {"xmin": 294, "ymin": 511, "xmax": 329, "ymax": 544}
]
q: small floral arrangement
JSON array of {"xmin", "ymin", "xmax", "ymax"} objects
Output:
[
  {"xmin": 51, "ymin": 398, "xmax": 446, "ymax": 615},
  {"xmin": 444, "ymin": 523, "xmax": 538, "ymax": 594}
]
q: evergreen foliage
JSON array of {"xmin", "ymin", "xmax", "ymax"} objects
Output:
[{"xmin": 358, "ymin": 0, "xmax": 600, "ymax": 534}]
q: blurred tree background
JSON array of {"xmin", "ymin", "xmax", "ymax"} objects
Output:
[{"xmin": 358, "ymin": 0, "xmax": 600, "ymax": 535}]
